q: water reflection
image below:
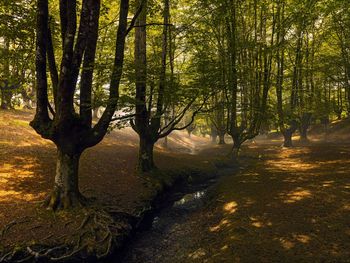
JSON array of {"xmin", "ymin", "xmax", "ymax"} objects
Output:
[{"xmin": 173, "ymin": 190, "xmax": 206, "ymax": 207}]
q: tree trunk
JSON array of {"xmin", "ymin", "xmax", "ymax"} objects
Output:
[
  {"xmin": 210, "ymin": 125, "xmax": 218, "ymax": 144},
  {"xmin": 299, "ymin": 113, "xmax": 311, "ymax": 142},
  {"xmin": 163, "ymin": 136, "xmax": 168, "ymax": 148},
  {"xmin": 0, "ymin": 84, "xmax": 12, "ymax": 109},
  {"xmin": 187, "ymin": 130, "xmax": 192, "ymax": 138},
  {"xmin": 46, "ymin": 149, "xmax": 84, "ymax": 210},
  {"xmin": 337, "ymin": 113, "xmax": 342, "ymax": 120},
  {"xmin": 283, "ymin": 130, "xmax": 293, "ymax": 147},
  {"xmin": 231, "ymin": 140, "xmax": 241, "ymax": 159},
  {"xmin": 0, "ymin": 88, "xmax": 7, "ymax": 109},
  {"xmin": 218, "ymin": 133, "xmax": 226, "ymax": 145},
  {"xmin": 299, "ymin": 127, "xmax": 308, "ymax": 142},
  {"xmin": 138, "ymin": 137, "xmax": 155, "ymax": 172}
]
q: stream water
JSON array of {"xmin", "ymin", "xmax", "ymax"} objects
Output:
[
  {"xmin": 122, "ymin": 191, "xmax": 209, "ymax": 263},
  {"xmin": 120, "ymin": 168, "xmax": 238, "ymax": 263}
]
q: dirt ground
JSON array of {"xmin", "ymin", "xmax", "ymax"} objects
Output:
[
  {"xmin": 125, "ymin": 143, "xmax": 350, "ymax": 263},
  {"xmin": 1, "ymin": 109, "xmax": 349, "ymax": 262},
  {"xmin": 0, "ymin": 109, "xmax": 212, "ymax": 253}
]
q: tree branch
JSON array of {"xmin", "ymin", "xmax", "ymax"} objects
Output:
[
  {"xmin": 110, "ymin": 113, "xmax": 136, "ymax": 122},
  {"xmin": 90, "ymin": 0, "xmax": 130, "ymax": 146},
  {"xmin": 47, "ymin": 17, "xmax": 59, "ymax": 108},
  {"xmin": 126, "ymin": 0, "xmax": 144, "ymax": 35}
]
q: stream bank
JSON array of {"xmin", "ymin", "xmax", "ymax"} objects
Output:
[
  {"xmin": 118, "ymin": 166, "xmax": 241, "ymax": 263},
  {"xmin": 105, "ymin": 161, "xmax": 239, "ymax": 263}
]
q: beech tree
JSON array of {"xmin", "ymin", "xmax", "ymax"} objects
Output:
[
  {"xmin": 31, "ymin": 0, "xmax": 135, "ymax": 210},
  {"xmin": 132, "ymin": 0, "xmax": 207, "ymax": 172},
  {"xmin": 275, "ymin": 0, "xmax": 299, "ymax": 147}
]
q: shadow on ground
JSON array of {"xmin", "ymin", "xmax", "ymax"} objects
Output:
[{"xmin": 125, "ymin": 143, "xmax": 350, "ymax": 263}]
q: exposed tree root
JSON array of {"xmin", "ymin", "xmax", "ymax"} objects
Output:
[
  {"xmin": 41, "ymin": 234, "xmax": 54, "ymax": 242},
  {"xmin": 43, "ymin": 190, "xmax": 88, "ymax": 211},
  {"xmin": 0, "ymin": 251, "xmax": 14, "ymax": 262},
  {"xmin": 0, "ymin": 217, "xmax": 29, "ymax": 239},
  {"xmin": 1, "ymin": 208, "xmax": 130, "ymax": 262},
  {"xmin": 97, "ymin": 234, "xmax": 112, "ymax": 259},
  {"xmin": 77, "ymin": 213, "xmax": 92, "ymax": 230}
]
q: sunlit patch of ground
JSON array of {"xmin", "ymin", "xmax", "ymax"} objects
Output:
[
  {"xmin": 280, "ymin": 187, "xmax": 312, "ymax": 203},
  {"xmin": 125, "ymin": 142, "xmax": 350, "ymax": 263},
  {"xmin": 223, "ymin": 201, "xmax": 238, "ymax": 214},
  {"xmin": 195, "ymin": 144, "xmax": 350, "ymax": 262}
]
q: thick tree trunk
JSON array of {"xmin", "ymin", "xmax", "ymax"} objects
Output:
[
  {"xmin": 299, "ymin": 127, "xmax": 308, "ymax": 142},
  {"xmin": 283, "ymin": 130, "xmax": 293, "ymax": 147},
  {"xmin": 299, "ymin": 113, "xmax": 311, "ymax": 142},
  {"xmin": 0, "ymin": 89, "xmax": 7, "ymax": 109},
  {"xmin": 231, "ymin": 140, "xmax": 241, "ymax": 159},
  {"xmin": 210, "ymin": 126, "xmax": 218, "ymax": 144},
  {"xmin": 138, "ymin": 138, "xmax": 155, "ymax": 172},
  {"xmin": 337, "ymin": 113, "xmax": 342, "ymax": 120},
  {"xmin": 0, "ymin": 85, "xmax": 12, "ymax": 109},
  {"xmin": 282, "ymin": 119, "xmax": 298, "ymax": 147},
  {"xmin": 218, "ymin": 133, "xmax": 226, "ymax": 145},
  {"xmin": 46, "ymin": 149, "xmax": 84, "ymax": 210}
]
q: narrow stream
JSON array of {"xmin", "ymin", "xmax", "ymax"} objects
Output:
[
  {"xmin": 122, "ymin": 190, "xmax": 209, "ymax": 263},
  {"xmin": 121, "ymin": 168, "xmax": 238, "ymax": 263}
]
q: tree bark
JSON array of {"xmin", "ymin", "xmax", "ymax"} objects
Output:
[
  {"xmin": 162, "ymin": 136, "xmax": 168, "ymax": 148},
  {"xmin": 210, "ymin": 125, "xmax": 218, "ymax": 144},
  {"xmin": 218, "ymin": 133, "xmax": 226, "ymax": 145},
  {"xmin": 231, "ymin": 139, "xmax": 241, "ymax": 159},
  {"xmin": 138, "ymin": 137, "xmax": 155, "ymax": 172},
  {"xmin": 0, "ymin": 84, "xmax": 12, "ymax": 110},
  {"xmin": 46, "ymin": 149, "xmax": 84, "ymax": 210},
  {"xmin": 299, "ymin": 126, "xmax": 308, "ymax": 142},
  {"xmin": 299, "ymin": 112, "xmax": 311, "ymax": 142},
  {"xmin": 283, "ymin": 130, "xmax": 293, "ymax": 147}
]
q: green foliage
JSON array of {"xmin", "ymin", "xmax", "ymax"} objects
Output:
[{"xmin": 1, "ymin": 0, "xmax": 349, "ymax": 132}]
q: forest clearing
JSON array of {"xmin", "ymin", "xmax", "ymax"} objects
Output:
[{"xmin": 1, "ymin": 0, "xmax": 350, "ymax": 262}]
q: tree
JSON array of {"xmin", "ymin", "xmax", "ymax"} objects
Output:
[
  {"xmin": 223, "ymin": 0, "xmax": 273, "ymax": 157},
  {"xmin": 131, "ymin": 0, "xmax": 207, "ymax": 172},
  {"xmin": 275, "ymin": 0, "xmax": 298, "ymax": 147},
  {"xmin": 31, "ymin": 0, "xmax": 135, "ymax": 210}
]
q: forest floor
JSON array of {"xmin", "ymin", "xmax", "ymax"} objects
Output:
[
  {"xmin": 124, "ymin": 142, "xmax": 350, "ymax": 263},
  {"xmin": 0, "ymin": 109, "xmax": 218, "ymax": 260},
  {"xmin": 0, "ymin": 109, "xmax": 349, "ymax": 262}
]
